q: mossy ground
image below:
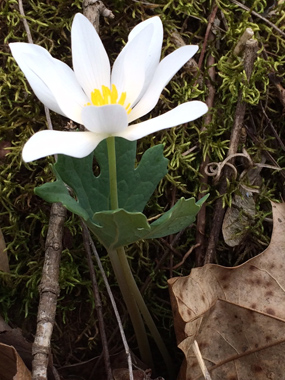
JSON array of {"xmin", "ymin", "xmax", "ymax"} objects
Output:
[{"xmin": 1, "ymin": 0, "xmax": 285, "ymax": 378}]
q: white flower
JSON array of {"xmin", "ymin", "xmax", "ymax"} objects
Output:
[{"xmin": 10, "ymin": 14, "xmax": 208, "ymax": 162}]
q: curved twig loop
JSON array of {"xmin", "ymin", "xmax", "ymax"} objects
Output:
[{"xmin": 204, "ymin": 151, "xmax": 253, "ymax": 182}]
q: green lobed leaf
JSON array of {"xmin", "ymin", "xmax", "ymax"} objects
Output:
[
  {"xmin": 55, "ymin": 152, "xmax": 109, "ymax": 218},
  {"xmin": 87, "ymin": 195, "xmax": 208, "ymax": 249},
  {"xmin": 88, "ymin": 209, "xmax": 151, "ymax": 249},
  {"xmin": 146, "ymin": 195, "xmax": 209, "ymax": 239},
  {"xmin": 34, "ymin": 136, "xmax": 206, "ymax": 249},
  {"xmin": 95, "ymin": 138, "xmax": 168, "ymax": 212},
  {"xmin": 35, "ymin": 137, "xmax": 168, "ymax": 220},
  {"xmin": 34, "ymin": 174, "xmax": 90, "ymax": 220}
]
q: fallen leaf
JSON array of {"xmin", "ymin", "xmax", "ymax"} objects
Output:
[
  {"xmin": 0, "ymin": 343, "xmax": 31, "ymax": 380},
  {"xmin": 222, "ymin": 186, "xmax": 256, "ymax": 247},
  {"xmin": 0, "ymin": 329, "xmax": 33, "ymax": 371},
  {"xmin": 0, "ymin": 327, "xmax": 57, "ymax": 380},
  {"xmin": 169, "ymin": 202, "xmax": 285, "ymax": 380},
  {"xmin": 222, "ymin": 164, "xmax": 262, "ymax": 247}
]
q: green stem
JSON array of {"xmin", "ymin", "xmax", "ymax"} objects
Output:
[
  {"xmin": 117, "ymin": 246, "xmax": 174, "ymax": 377},
  {"xmin": 108, "ymin": 248, "xmax": 153, "ymax": 367},
  {"xmin": 106, "ymin": 137, "xmax": 152, "ymax": 366},
  {"xmin": 106, "ymin": 137, "xmax": 173, "ymax": 374},
  {"xmin": 106, "ymin": 137, "xmax": 119, "ymax": 210}
]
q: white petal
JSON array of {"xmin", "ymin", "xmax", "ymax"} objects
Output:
[
  {"xmin": 10, "ymin": 42, "xmax": 64, "ymax": 115},
  {"xmin": 111, "ymin": 23, "xmax": 155, "ymax": 107},
  {"xmin": 23, "ymin": 51, "xmax": 88, "ymax": 123},
  {"xmin": 10, "ymin": 43, "xmax": 89, "ymax": 123},
  {"xmin": 128, "ymin": 16, "xmax": 162, "ymax": 42},
  {"xmin": 81, "ymin": 104, "xmax": 128, "ymax": 134},
  {"xmin": 128, "ymin": 45, "xmax": 199, "ymax": 122},
  {"xmin": 72, "ymin": 13, "xmax": 110, "ymax": 97},
  {"xmin": 127, "ymin": 16, "xmax": 163, "ymax": 100},
  {"xmin": 116, "ymin": 101, "xmax": 208, "ymax": 140},
  {"xmin": 22, "ymin": 130, "xmax": 104, "ymax": 162}
]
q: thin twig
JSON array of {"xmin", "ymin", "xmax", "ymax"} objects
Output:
[
  {"xmin": 192, "ymin": 341, "xmax": 212, "ymax": 380},
  {"xmin": 229, "ymin": 0, "xmax": 285, "ymax": 38},
  {"xmin": 195, "ymin": 9, "xmax": 216, "ymax": 266},
  {"xmin": 44, "ymin": 106, "xmax": 54, "ymax": 131},
  {"xmin": 198, "ymin": 5, "xmax": 218, "ymax": 70},
  {"xmin": 82, "ymin": 223, "xmax": 134, "ymax": 380},
  {"xmin": 172, "ymin": 243, "xmax": 200, "ymax": 270},
  {"xmin": 81, "ymin": 222, "xmax": 113, "ymax": 380},
  {"xmin": 18, "ymin": 0, "xmax": 33, "ymax": 43}
]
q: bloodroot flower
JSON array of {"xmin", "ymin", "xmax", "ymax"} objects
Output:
[{"xmin": 10, "ymin": 14, "xmax": 208, "ymax": 162}]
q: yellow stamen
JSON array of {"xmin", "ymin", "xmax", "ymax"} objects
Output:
[
  {"xmin": 125, "ymin": 103, "xmax": 131, "ymax": 115},
  {"xmin": 87, "ymin": 84, "xmax": 132, "ymax": 114},
  {"xmin": 118, "ymin": 92, "xmax": 126, "ymax": 106},
  {"xmin": 110, "ymin": 84, "xmax": 118, "ymax": 104},
  {"xmin": 91, "ymin": 89, "xmax": 104, "ymax": 106}
]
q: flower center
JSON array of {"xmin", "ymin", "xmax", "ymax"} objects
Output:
[{"xmin": 85, "ymin": 84, "xmax": 131, "ymax": 114}]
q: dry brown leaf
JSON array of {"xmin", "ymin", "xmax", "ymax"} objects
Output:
[
  {"xmin": 169, "ymin": 202, "xmax": 285, "ymax": 380},
  {"xmin": 222, "ymin": 187, "xmax": 256, "ymax": 247},
  {"xmin": 222, "ymin": 164, "xmax": 262, "ymax": 247},
  {"xmin": 0, "ymin": 343, "xmax": 31, "ymax": 380}
]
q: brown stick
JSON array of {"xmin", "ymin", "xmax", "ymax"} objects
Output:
[
  {"xmin": 195, "ymin": 27, "xmax": 216, "ymax": 266},
  {"xmin": 229, "ymin": 0, "xmax": 285, "ymax": 39},
  {"xmin": 204, "ymin": 38, "xmax": 259, "ymax": 264},
  {"xmin": 83, "ymin": 0, "xmax": 114, "ymax": 32},
  {"xmin": 18, "ymin": 0, "xmax": 33, "ymax": 44},
  {"xmin": 198, "ymin": 5, "xmax": 218, "ymax": 71},
  {"xmin": 32, "ymin": 203, "xmax": 66, "ymax": 380}
]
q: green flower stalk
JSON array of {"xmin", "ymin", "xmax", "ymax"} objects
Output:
[{"xmin": 105, "ymin": 136, "xmax": 171, "ymax": 369}]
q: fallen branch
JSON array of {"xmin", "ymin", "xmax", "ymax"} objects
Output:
[
  {"xmin": 83, "ymin": 0, "xmax": 114, "ymax": 32},
  {"xmin": 32, "ymin": 203, "xmax": 66, "ymax": 380}
]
